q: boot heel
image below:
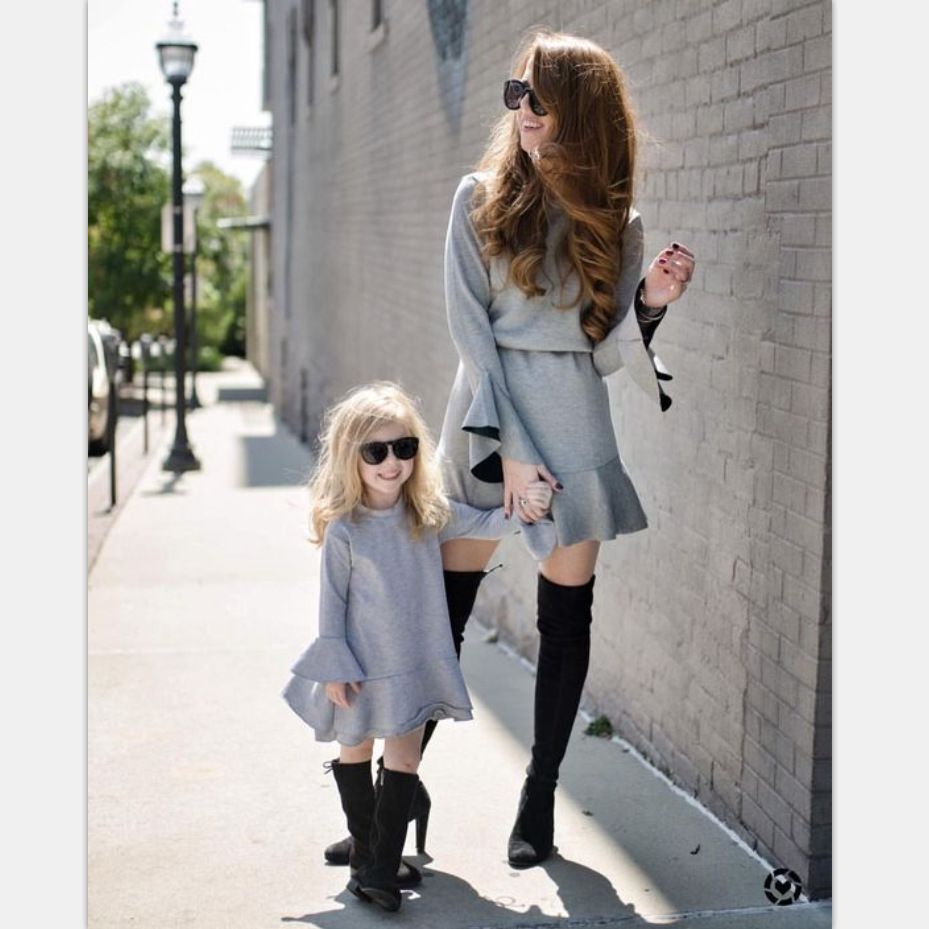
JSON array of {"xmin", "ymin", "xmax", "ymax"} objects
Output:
[{"xmin": 415, "ymin": 800, "xmax": 431, "ymax": 854}]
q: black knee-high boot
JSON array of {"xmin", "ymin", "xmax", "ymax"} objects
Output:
[
  {"xmin": 420, "ymin": 569, "xmax": 486, "ymax": 753},
  {"xmin": 356, "ymin": 767, "xmax": 422, "ymax": 912},
  {"xmin": 508, "ymin": 573, "xmax": 595, "ymax": 866},
  {"xmin": 323, "ymin": 569, "xmax": 484, "ymax": 867},
  {"xmin": 324, "ymin": 758, "xmax": 423, "ymax": 885},
  {"xmin": 328, "ymin": 759, "xmax": 375, "ymax": 879}
]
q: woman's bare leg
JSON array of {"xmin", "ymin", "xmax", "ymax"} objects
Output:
[
  {"xmin": 440, "ymin": 537, "xmax": 500, "ymax": 572},
  {"xmin": 540, "ymin": 539, "xmax": 600, "ymax": 585}
]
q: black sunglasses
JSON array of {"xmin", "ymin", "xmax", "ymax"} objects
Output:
[
  {"xmin": 503, "ymin": 79, "xmax": 548, "ymax": 117},
  {"xmin": 359, "ymin": 436, "xmax": 419, "ymax": 465}
]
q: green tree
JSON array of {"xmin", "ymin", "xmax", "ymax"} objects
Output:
[
  {"xmin": 188, "ymin": 161, "xmax": 249, "ymax": 359},
  {"xmin": 88, "ymin": 83, "xmax": 171, "ymax": 340}
]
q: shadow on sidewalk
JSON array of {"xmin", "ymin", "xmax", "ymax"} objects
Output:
[
  {"xmin": 283, "ymin": 858, "xmax": 654, "ymax": 928},
  {"xmin": 216, "ymin": 386, "xmax": 269, "ymax": 403},
  {"xmin": 139, "ymin": 471, "xmax": 188, "ymax": 496},
  {"xmin": 239, "ymin": 432, "xmax": 313, "ymax": 489}
]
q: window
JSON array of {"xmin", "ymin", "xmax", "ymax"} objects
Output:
[
  {"xmin": 330, "ymin": 0, "xmax": 339, "ymax": 77},
  {"xmin": 261, "ymin": 0, "xmax": 271, "ymax": 111},
  {"xmin": 287, "ymin": 7, "xmax": 297, "ymax": 126},
  {"xmin": 302, "ymin": 0, "xmax": 315, "ymax": 106}
]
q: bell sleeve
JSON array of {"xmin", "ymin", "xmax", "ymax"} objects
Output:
[
  {"xmin": 438, "ymin": 498, "xmax": 557, "ymax": 562},
  {"xmin": 592, "ymin": 213, "xmax": 674, "ymax": 411},
  {"xmin": 287, "ymin": 522, "xmax": 365, "ymax": 684},
  {"xmin": 445, "ymin": 174, "xmax": 546, "ymax": 479}
]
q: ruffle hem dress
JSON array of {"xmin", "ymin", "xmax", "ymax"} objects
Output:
[
  {"xmin": 282, "ymin": 497, "xmax": 556, "ymax": 746},
  {"xmin": 437, "ymin": 172, "xmax": 673, "ymax": 547}
]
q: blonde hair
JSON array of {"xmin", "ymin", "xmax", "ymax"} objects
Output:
[
  {"xmin": 471, "ymin": 28, "xmax": 639, "ymax": 345},
  {"xmin": 308, "ymin": 381, "xmax": 451, "ymax": 544}
]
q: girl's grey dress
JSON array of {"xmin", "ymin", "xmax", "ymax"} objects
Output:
[
  {"xmin": 282, "ymin": 497, "xmax": 555, "ymax": 746},
  {"xmin": 438, "ymin": 172, "xmax": 672, "ymax": 548}
]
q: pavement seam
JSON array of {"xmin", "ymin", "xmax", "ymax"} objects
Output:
[
  {"xmin": 456, "ymin": 900, "xmax": 831, "ymax": 929},
  {"xmin": 479, "ymin": 622, "xmax": 795, "ymax": 897}
]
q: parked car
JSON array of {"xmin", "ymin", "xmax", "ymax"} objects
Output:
[
  {"xmin": 92, "ymin": 319, "xmax": 124, "ymax": 386},
  {"xmin": 88, "ymin": 321, "xmax": 112, "ymax": 454}
]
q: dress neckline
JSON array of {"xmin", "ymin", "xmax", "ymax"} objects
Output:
[{"xmin": 355, "ymin": 497, "xmax": 406, "ymax": 519}]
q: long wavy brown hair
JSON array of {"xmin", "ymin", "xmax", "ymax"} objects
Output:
[{"xmin": 471, "ymin": 29, "xmax": 639, "ymax": 344}]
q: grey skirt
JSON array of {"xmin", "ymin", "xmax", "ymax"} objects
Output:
[{"xmin": 437, "ymin": 348, "xmax": 648, "ymax": 548}]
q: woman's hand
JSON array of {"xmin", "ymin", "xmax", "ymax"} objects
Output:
[
  {"xmin": 642, "ymin": 242, "xmax": 695, "ymax": 307},
  {"xmin": 502, "ymin": 458, "xmax": 561, "ymax": 523},
  {"xmin": 325, "ymin": 681, "xmax": 362, "ymax": 709}
]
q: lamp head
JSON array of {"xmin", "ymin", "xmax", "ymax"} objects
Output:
[{"xmin": 156, "ymin": 3, "xmax": 197, "ymax": 85}]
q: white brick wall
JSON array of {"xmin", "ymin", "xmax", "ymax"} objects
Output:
[{"xmin": 260, "ymin": 0, "xmax": 831, "ymax": 898}]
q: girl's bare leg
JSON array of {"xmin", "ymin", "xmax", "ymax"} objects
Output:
[
  {"xmin": 383, "ymin": 726, "xmax": 426, "ymax": 773},
  {"xmin": 340, "ymin": 739, "xmax": 374, "ymax": 764}
]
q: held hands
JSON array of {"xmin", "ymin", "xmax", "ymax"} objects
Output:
[
  {"xmin": 502, "ymin": 458, "xmax": 562, "ymax": 524},
  {"xmin": 642, "ymin": 242, "xmax": 696, "ymax": 308},
  {"xmin": 325, "ymin": 680, "xmax": 362, "ymax": 709}
]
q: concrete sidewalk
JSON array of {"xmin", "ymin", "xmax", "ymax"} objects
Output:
[{"xmin": 88, "ymin": 360, "xmax": 831, "ymax": 929}]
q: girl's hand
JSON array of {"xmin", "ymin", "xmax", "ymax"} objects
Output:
[
  {"xmin": 524, "ymin": 480, "xmax": 554, "ymax": 516},
  {"xmin": 642, "ymin": 242, "xmax": 696, "ymax": 307},
  {"xmin": 325, "ymin": 681, "xmax": 362, "ymax": 709},
  {"xmin": 502, "ymin": 458, "xmax": 561, "ymax": 524}
]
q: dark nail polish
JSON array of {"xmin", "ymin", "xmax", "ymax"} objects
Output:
[
  {"xmin": 556, "ymin": 482, "xmax": 564, "ymax": 491},
  {"xmin": 672, "ymin": 241, "xmax": 680, "ymax": 248},
  {"xmin": 662, "ymin": 268, "xmax": 670, "ymax": 274}
]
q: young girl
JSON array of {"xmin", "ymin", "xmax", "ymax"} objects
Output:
[{"xmin": 282, "ymin": 381, "xmax": 555, "ymax": 912}]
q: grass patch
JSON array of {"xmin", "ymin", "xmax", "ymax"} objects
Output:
[{"xmin": 584, "ymin": 715, "xmax": 614, "ymax": 738}]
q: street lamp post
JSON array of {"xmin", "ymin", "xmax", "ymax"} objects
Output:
[
  {"xmin": 183, "ymin": 176, "xmax": 205, "ymax": 410},
  {"xmin": 156, "ymin": 2, "xmax": 200, "ymax": 473}
]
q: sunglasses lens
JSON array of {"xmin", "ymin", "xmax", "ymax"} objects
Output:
[
  {"xmin": 393, "ymin": 437, "xmax": 419, "ymax": 460},
  {"xmin": 503, "ymin": 80, "xmax": 523, "ymax": 110},
  {"xmin": 503, "ymin": 80, "xmax": 547, "ymax": 116},
  {"xmin": 360, "ymin": 442, "xmax": 388, "ymax": 465}
]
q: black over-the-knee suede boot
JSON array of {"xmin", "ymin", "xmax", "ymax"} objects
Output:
[
  {"xmin": 508, "ymin": 573, "xmax": 595, "ymax": 866},
  {"xmin": 420, "ymin": 569, "xmax": 486, "ymax": 754}
]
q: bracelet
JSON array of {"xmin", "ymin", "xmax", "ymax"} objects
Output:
[{"xmin": 637, "ymin": 283, "xmax": 665, "ymax": 315}]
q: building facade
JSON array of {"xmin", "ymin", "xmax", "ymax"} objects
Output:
[{"xmin": 254, "ymin": 0, "xmax": 832, "ymax": 898}]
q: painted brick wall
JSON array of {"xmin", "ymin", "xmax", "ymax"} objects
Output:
[{"xmin": 260, "ymin": 0, "xmax": 831, "ymax": 898}]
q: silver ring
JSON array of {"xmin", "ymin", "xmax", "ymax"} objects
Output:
[{"xmin": 519, "ymin": 497, "xmax": 529, "ymax": 507}]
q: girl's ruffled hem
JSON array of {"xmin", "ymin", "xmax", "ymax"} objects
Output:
[
  {"xmin": 282, "ymin": 655, "xmax": 473, "ymax": 747},
  {"xmin": 313, "ymin": 702, "xmax": 473, "ymax": 746}
]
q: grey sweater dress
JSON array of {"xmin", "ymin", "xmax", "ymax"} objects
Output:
[
  {"xmin": 437, "ymin": 172, "xmax": 672, "ymax": 548},
  {"xmin": 282, "ymin": 497, "xmax": 556, "ymax": 746}
]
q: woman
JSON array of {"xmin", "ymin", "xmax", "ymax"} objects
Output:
[{"xmin": 436, "ymin": 29, "xmax": 694, "ymax": 867}]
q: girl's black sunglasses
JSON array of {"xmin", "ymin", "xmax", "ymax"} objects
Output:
[
  {"xmin": 359, "ymin": 436, "xmax": 419, "ymax": 465},
  {"xmin": 503, "ymin": 79, "xmax": 548, "ymax": 117}
]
